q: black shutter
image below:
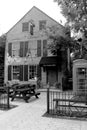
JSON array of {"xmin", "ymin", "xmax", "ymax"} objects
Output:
[
  {"xmin": 30, "ymin": 25, "xmax": 33, "ymax": 35},
  {"xmin": 20, "ymin": 42, "xmax": 24, "ymax": 57},
  {"xmin": 43, "ymin": 40, "xmax": 47, "ymax": 57},
  {"xmin": 19, "ymin": 65, "xmax": 23, "ymax": 81},
  {"xmin": 37, "ymin": 40, "xmax": 41, "ymax": 57},
  {"xmin": 24, "ymin": 42, "xmax": 28, "ymax": 57},
  {"xmin": 8, "ymin": 65, "xmax": 11, "ymax": 80},
  {"xmin": 37, "ymin": 65, "xmax": 41, "ymax": 80},
  {"xmin": 8, "ymin": 43, "xmax": 12, "ymax": 56},
  {"xmin": 24, "ymin": 65, "xmax": 28, "ymax": 81}
]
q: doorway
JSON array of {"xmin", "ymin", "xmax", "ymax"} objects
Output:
[{"xmin": 47, "ymin": 67, "xmax": 58, "ymax": 86}]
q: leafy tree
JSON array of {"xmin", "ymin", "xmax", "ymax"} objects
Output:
[
  {"xmin": 0, "ymin": 34, "xmax": 6, "ymax": 86},
  {"xmin": 47, "ymin": 25, "xmax": 75, "ymax": 80},
  {"xmin": 0, "ymin": 34, "xmax": 6, "ymax": 58},
  {"xmin": 54, "ymin": 0, "xmax": 87, "ymax": 58}
]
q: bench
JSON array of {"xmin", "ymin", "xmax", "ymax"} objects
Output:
[
  {"xmin": 53, "ymin": 98, "xmax": 87, "ymax": 116},
  {"xmin": 10, "ymin": 84, "xmax": 40, "ymax": 103}
]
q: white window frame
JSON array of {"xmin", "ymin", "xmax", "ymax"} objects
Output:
[
  {"xmin": 12, "ymin": 65, "xmax": 20, "ymax": 80},
  {"xmin": 28, "ymin": 65, "xmax": 37, "ymax": 80}
]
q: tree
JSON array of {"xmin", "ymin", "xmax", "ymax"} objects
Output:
[
  {"xmin": 47, "ymin": 25, "xmax": 75, "ymax": 77},
  {"xmin": 54, "ymin": 0, "xmax": 87, "ymax": 58},
  {"xmin": 0, "ymin": 34, "xmax": 6, "ymax": 86},
  {"xmin": 54, "ymin": 0, "xmax": 87, "ymax": 32}
]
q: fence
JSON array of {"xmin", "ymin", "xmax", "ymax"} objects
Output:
[
  {"xmin": 47, "ymin": 87, "xmax": 87, "ymax": 119},
  {"xmin": 0, "ymin": 87, "xmax": 10, "ymax": 110}
]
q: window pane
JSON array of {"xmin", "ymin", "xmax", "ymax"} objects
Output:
[
  {"xmin": 12, "ymin": 50, "xmax": 19, "ymax": 57},
  {"xmin": 22, "ymin": 22, "xmax": 29, "ymax": 32},
  {"xmin": 13, "ymin": 66, "xmax": 20, "ymax": 80},
  {"xmin": 39, "ymin": 20, "xmax": 46, "ymax": 30},
  {"xmin": 29, "ymin": 65, "xmax": 37, "ymax": 79}
]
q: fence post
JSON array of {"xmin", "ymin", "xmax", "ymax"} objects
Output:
[
  {"xmin": 7, "ymin": 87, "xmax": 10, "ymax": 109},
  {"xmin": 47, "ymin": 83, "xmax": 50, "ymax": 113}
]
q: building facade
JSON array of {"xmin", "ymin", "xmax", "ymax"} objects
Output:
[{"xmin": 4, "ymin": 6, "xmax": 65, "ymax": 88}]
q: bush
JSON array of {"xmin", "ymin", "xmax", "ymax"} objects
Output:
[{"xmin": 54, "ymin": 82, "xmax": 61, "ymax": 89}]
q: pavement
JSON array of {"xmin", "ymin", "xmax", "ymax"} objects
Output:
[{"xmin": 0, "ymin": 91, "xmax": 86, "ymax": 130}]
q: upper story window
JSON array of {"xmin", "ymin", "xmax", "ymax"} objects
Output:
[
  {"xmin": 39, "ymin": 20, "xmax": 46, "ymax": 30},
  {"xmin": 22, "ymin": 22, "xmax": 29, "ymax": 32},
  {"xmin": 20, "ymin": 41, "xmax": 28, "ymax": 57},
  {"xmin": 12, "ymin": 43, "xmax": 19, "ymax": 57}
]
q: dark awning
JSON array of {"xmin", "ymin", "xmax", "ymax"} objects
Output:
[{"xmin": 39, "ymin": 56, "xmax": 61, "ymax": 66}]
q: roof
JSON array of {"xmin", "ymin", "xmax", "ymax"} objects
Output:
[
  {"xmin": 6, "ymin": 6, "xmax": 64, "ymax": 35},
  {"xmin": 39, "ymin": 56, "xmax": 61, "ymax": 66}
]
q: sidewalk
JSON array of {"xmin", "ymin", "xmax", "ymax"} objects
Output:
[{"xmin": 0, "ymin": 92, "xmax": 86, "ymax": 130}]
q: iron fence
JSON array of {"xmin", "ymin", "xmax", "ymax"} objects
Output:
[{"xmin": 47, "ymin": 87, "xmax": 87, "ymax": 119}]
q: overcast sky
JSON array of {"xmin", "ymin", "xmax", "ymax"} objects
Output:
[{"xmin": 0, "ymin": 0, "xmax": 66, "ymax": 36}]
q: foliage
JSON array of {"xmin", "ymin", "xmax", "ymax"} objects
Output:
[
  {"xmin": 54, "ymin": 0, "xmax": 87, "ymax": 59},
  {"xmin": 0, "ymin": 34, "xmax": 6, "ymax": 59},
  {"xmin": 54, "ymin": 0, "xmax": 87, "ymax": 34},
  {"xmin": 0, "ymin": 34, "xmax": 6, "ymax": 49}
]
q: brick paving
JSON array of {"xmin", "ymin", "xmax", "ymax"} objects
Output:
[{"xmin": 0, "ymin": 92, "xmax": 86, "ymax": 130}]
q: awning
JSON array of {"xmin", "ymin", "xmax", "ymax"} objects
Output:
[{"xmin": 39, "ymin": 56, "xmax": 61, "ymax": 66}]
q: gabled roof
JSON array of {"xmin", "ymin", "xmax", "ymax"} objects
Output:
[{"xmin": 6, "ymin": 6, "xmax": 64, "ymax": 35}]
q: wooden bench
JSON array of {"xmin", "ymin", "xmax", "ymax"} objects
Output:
[
  {"xmin": 10, "ymin": 84, "xmax": 40, "ymax": 103},
  {"xmin": 53, "ymin": 98, "xmax": 87, "ymax": 116}
]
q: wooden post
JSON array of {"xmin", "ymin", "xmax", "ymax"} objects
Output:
[
  {"xmin": 47, "ymin": 83, "xmax": 49, "ymax": 113},
  {"xmin": 7, "ymin": 87, "xmax": 10, "ymax": 109},
  {"xmin": 67, "ymin": 48, "xmax": 70, "ymax": 72}
]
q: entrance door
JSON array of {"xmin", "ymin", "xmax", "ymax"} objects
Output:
[{"xmin": 47, "ymin": 67, "xmax": 57, "ymax": 86}]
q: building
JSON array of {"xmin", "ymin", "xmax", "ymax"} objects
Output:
[{"xmin": 4, "ymin": 6, "xmax": 65, "ymax": 88}]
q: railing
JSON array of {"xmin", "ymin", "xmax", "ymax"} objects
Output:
[{"xmin": 47, "ymin": 87, "xmax": 87, "ymax": 119}]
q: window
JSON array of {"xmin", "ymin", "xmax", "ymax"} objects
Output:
[
  {"xmin": 29, "ymin": 65, "xmax": 37, "ymax": 79},
  {"xmin": 12, "ymin": 50, "xmax": 19, "ymax": 57},
  {"xmin": 12, "ymin": 43, "xmax": 19, "ymax": 57},
  {"xmin": 22, "ymin": 22, "xmax": 29, "ymax": 32},
  {"xmin": 13, "ymin": 66, "xmax": 20, "ymax": 80},
  {"xmin": 77, "ymin": 68, "xmax": 86, "ymax": 75},
  {"xmin": 39, "ymin": 20, "xmax": 46, "ymax": 30},
  {"xmin": 20, "ymin": 41, "xmax": 28, "ymax": 57}
]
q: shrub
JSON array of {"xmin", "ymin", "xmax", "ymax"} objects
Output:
[{"xmin": 54, "ymin": 82, "xmax": 61, "ymax": 89}]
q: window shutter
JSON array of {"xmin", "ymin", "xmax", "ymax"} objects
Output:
[
  {"xmin": 30, "ymin": 25, "xmax": 33, "ymax": 35},
  {"xmin": 8, "ymin": 43, "xmax": 12, "ymax": 56},
  {"xmin": 37, "ymin": 65, "xmax": 41, "ymax": 80},
  {"xmin": 24, "ymin": 65, "xmax": 28, "ymax": 81},
  {"xmin": 20, "ymin": 42, "xmax": 24, "ymax": 57},
  {"xmin": 19, "ymin": 65, "xmax": 23, "ymax": 81},
  {"xmin": 8, "ymin": 65, "xmax": 11, "ymax": 80},
  {"xmin": 37, "ymin": 40, "xmax": 41, "ymax": 57},
  {"xmin": 43, "ymin": 40, "xmax": 47, "ymax": 57},
  {"xmin": 24, "ymin": 42, "xmax": 28, "ymax": 57}
]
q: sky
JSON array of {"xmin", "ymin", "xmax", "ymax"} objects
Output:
[{"xmin": 0, "ymin": 0, "xmax": 66, "ymax": 36}]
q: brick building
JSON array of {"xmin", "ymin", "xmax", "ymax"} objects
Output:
[{"xmin": 4, "ymin": 6, "xmax": 65, "ymax": 88}]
